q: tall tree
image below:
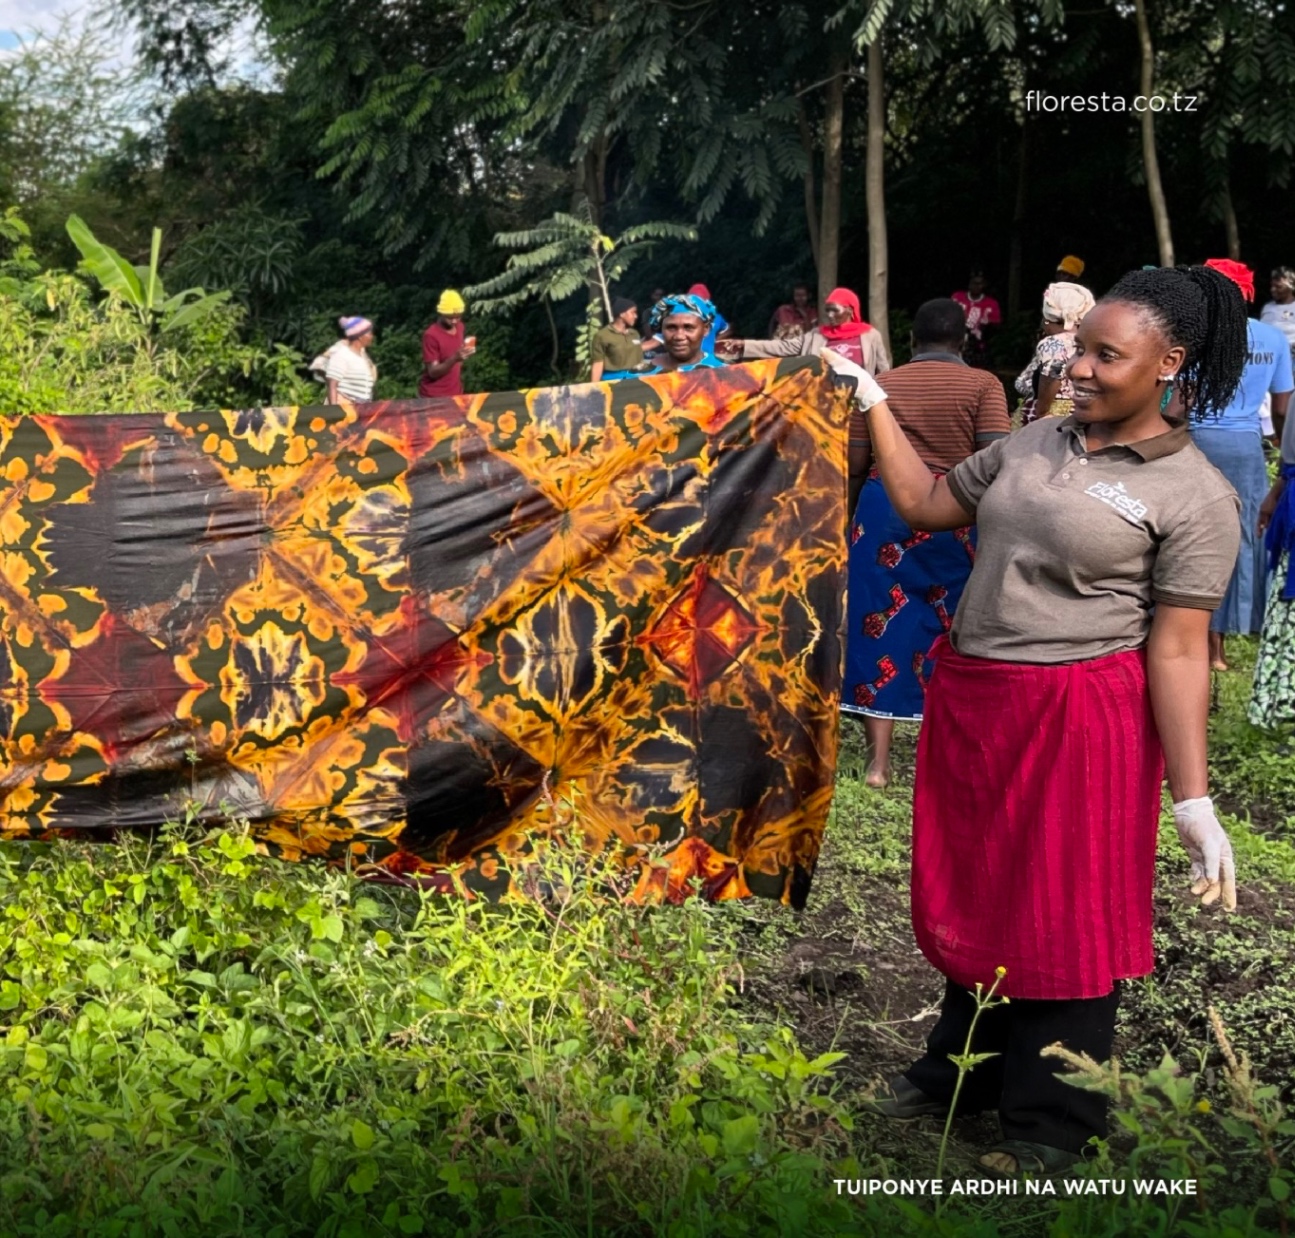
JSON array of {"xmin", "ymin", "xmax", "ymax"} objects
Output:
[
  {"xmin": 1163, "ymin": 0, "xmax": 1295, "ymax": 262},
  {"xmin": 864, "ymin": 36, "xmax": 889, "ymax": 350},
  {"xmin": 121, "ymin": 0, "xmax": 805, "ymax": 265},
  {"xmin": 846, "ymin": 0, "xmax": 1054, "ymax": 345},
  {"xmin": 784, "ymin": 4, "xmax": 858, "ymax": 292},
  {"xmin": 818, "ymin": 40, "xmax": 849, "ymax": 298},
  {"xmin": 1133, "ymin": 0, "xmax": 1174, "ymax": 265}
]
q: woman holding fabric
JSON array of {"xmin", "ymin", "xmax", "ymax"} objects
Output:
[
  {"xmin": 639, "ymin": 293, "xmax": 728, "ymax": 376},
  {"xmin": 862, "ymin": 265, "xmax": 1244, "ymax": 1175},
  {"xmin": 1013, "ymin": 282, "xmax": 1095, "ymax": 423},
  {"xmin": 728, "ymin": 287, "xmax": 891, "ymax": 376}
]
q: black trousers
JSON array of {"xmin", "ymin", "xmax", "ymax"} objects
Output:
[{"xmin": 904, "ymin": 978, "xmax": 1120, "ymax": 1155}]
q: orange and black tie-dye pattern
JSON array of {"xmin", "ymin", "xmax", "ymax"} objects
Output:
[{"xmin": 0, "ymin": 357, "xmax": 848, "ymax": 906}]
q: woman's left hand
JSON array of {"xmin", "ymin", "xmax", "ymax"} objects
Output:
[
  {"xmin": 1258, "ymin": 485, "xmax": 1281, "ymax": 535},
  {"xmin": 1172, "ymin": 796, "xmax": 1237, "ymax": 910}
]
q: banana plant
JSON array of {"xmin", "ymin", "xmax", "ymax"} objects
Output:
[{"xmin": 66, "ymin": 215, "xmax": 230, "ymax": 336}]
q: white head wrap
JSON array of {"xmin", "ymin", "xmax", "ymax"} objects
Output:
[{"xmin": 1041, "ymin": 282, "xmax": 1095, "ymax": 330}]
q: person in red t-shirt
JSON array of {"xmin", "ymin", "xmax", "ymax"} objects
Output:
[
  {"xmin": 768, "ymin": 282, "xmax": 818, "ymax": 340},
  {"xmin": 420, "ymin": 289, "xmax": 475, "ymax": 398},
  {"xmin": 950, "ymin": 271, "xmax": 1001, "ymax": 369}
]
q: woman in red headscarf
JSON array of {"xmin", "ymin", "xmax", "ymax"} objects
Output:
[{"xmin": 719, "ymin": 287, "xmax": 891, "ymax": 375}]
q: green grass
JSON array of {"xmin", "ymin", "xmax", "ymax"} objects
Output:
[{"xmin": 0, "ymin": 641, "xmax": 1291, "ymax": 1235}]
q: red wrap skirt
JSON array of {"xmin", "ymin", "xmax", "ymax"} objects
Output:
[{"xmin": 912, "ymin": 637, "xmax": 1164, "ymax": 1001}]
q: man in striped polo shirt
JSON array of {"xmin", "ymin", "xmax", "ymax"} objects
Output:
[{"xmin": 843, "ymin": 299, "xmax": 1011, "ymax": 786}]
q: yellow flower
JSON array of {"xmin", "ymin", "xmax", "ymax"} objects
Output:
[
  {"xmin": 1196, "ymin": 1100, "xmax": 1212, "ymax": 1114},
  {"xmin": 995, "ymin": 966, "xmax": 1008, "ymax": 978}
]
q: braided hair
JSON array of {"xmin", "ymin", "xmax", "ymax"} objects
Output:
[{"xmin": 1102, "ymin": 265, "xmax": 1248, "ymax": 419}]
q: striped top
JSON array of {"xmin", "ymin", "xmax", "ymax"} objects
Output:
[
  {"xmin": 325, "ymin": 345, "xmax": 377, "ymax": 403},
  {"xmin": 849, "ymin": 354, "xmax": 1010, "ymax": 471}
]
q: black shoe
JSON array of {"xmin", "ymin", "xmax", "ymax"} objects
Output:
[
  {"xmin": 861, "ymin": 1075, "xmax": 950, "ymax": 1119},
  {"xmin": 979, "ymin": 1139, "xmax": 1081, "ymax": 1177}
]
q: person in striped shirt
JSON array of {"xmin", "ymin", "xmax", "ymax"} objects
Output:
[
  {"xmin": 843, "ymin": 298, "xmax": 1010, "ymax": 786},
  {"xmin": 325, "ymin": 316, "xmax": 378, "ymax": 404}
]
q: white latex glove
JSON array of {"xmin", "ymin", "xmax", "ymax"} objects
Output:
[
  {"xmin": 818, "ymin": 349, "xmax": 886, "ymax": 411},
  {"xmin": 1172, "ymin": 796, "xmax": 1237, "ymax": 911}
]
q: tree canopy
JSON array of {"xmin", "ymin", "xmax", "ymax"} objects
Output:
[{"xmin": 2, "ymin": 0, "xmax": 1294, "ymax": 399}]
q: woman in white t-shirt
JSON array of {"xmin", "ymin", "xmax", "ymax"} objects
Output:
[
  {"xmin": 324, "ymin": 316, "xmax": 378, "ymax": 404},
  {"xmin": 1260, "ymin": 267, "xmax": 1295, "ymax": 362}
]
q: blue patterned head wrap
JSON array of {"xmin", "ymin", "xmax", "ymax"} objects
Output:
[{"xmin": 648, "ymin": 293, "xmax": 716, "ymax": 332}]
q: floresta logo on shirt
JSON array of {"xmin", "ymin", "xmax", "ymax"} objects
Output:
[{"xmin": 1084, "ymin": 479, "xmax": 1148, "ymax": 524}]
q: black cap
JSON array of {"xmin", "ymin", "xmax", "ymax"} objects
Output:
[{"xmin": 611, "ymin": 296, "xmax": 636, "ymax": 319}]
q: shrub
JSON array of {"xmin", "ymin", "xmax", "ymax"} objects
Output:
[
  {"xmin": 0, "ymin": 210, "xmax": 311, "ymax": 415},
  {"xmin": 0, "ymin": 820, "xmax": 861, "ymax": 1236}
]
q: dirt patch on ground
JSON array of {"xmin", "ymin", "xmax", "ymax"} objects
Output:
[
  {"xmin": 743, "ymin": 885, "xmax": 940, "ymax": 1084},
  {"xmin": 1214, "ymin": 790, "xmax": 1293, "ymax": 841},
  {"xmin": 739, "ymin": 875, "xmax": 1011, "ymax": 1167}
]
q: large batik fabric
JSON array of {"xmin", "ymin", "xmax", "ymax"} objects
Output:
[{"xmin": 0, "ymin": 357, "xmax": 847, "ymax": 906}]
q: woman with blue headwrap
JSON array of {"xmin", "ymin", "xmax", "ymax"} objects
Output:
[{"xmin": 640, "ymin": 293, "xmax": 728, "ymax": 375}]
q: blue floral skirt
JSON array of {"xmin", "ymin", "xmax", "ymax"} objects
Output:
[{"xmin": 842, "ymin": 475, "xmax": 976, "ymax": 722}]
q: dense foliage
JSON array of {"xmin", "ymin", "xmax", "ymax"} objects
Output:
[
  {"xmin": 1, "ymin": 0, "xmax": 1293, "ymax": 405},
  {"xmin": 0, "ymin": 212, "xmax": 308, "ymax": 414}
]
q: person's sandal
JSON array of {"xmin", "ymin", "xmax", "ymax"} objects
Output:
[
  {"xmin": 860, "ymin": 1075, "xmax": 950, "ymax": 1120},
  {"xmin": 978, "ymin": 1139, "xmax": 1079, "ymax": 1176}
]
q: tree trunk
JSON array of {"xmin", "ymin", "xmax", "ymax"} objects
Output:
[
  {"xmin": 580, "ymin": 129, "xmax": 611, "ymax": 323},
  {"xmin": 543, "ymin": 294, "xmax": 561, "ymax": 379},
  {"xmin": 796, "ymin": 96, "xmax": 821, "ymax": 279},
  {"xmin": 1134, "ymin": 0, "xmax": 1174, "ymax": 266},
  {"xmin": 582, "ymin": 137, "xmax": 608, "ymax": 229},
  {"xmin": 1007, "ymin": 114, "xmax": 1033, "ymax": 321},
  {"xmin": 865, "ymin": 35, "xmax": 890, "ymax": 352},
  {"xmin": 818, "ymin": 42, "xmax": 847, "ymax": 305},
  {"xmin": 1221, "ymin": 172, "xmax": 1241, "ymax": 259},
  {"xmin": 590, "ymin": 244, "xmax": 613, "ymax": 322}
]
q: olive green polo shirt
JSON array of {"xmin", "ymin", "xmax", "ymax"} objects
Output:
[
  {"xmin": 945, "ymin": 415, "xmax": 1241, "ymax": 664},
  {"xmin": 590, "ymin": 324, "xmax": 645, "ymax": 373}
]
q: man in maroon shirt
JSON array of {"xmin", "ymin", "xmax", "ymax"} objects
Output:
[{"xmin": 420, "ymin": 289, "xmax": 475, "ymax": 397}]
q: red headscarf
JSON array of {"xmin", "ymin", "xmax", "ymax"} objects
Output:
[
  {"xmin": 687, "ymin": 283, "xmax": 712, "ymax": 300},
  {"xmin": 821, "ymin": 287, "xmax": 873, "ymax": 339},
  {"xmin": 1205, "ymin": 258, "xmax": 1255, "ymax": 302}
]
